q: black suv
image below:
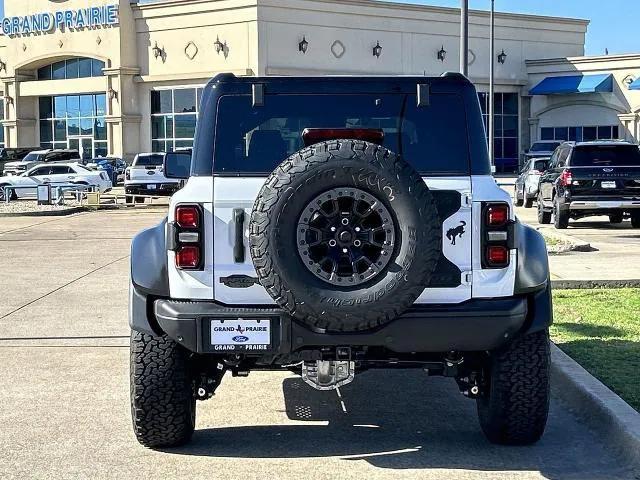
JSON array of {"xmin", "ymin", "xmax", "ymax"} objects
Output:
[
  {"xmin": 129, "ymin": 73, "xmax": 552, "ymax": 449},
  {"xmin": 537, "ymin": 141, "xmax": 640, "ymax": 228}
]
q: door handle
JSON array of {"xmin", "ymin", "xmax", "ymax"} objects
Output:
[{"xmin": 233, "ymin": 208, "xmax": 246, "ymax": 263}]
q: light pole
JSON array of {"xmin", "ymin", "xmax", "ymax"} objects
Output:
[
  {"xmin": 488, "ymin": 0, "xmax": 495, "ymax": 171},
  {"xmin": 460, "ymin": 0, "xmax": 468, "ymax": 76}
]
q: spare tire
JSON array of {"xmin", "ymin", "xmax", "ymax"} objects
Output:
[{"xmin": 249, "ymin": 139, "xmax": 441, "ymax": 332}]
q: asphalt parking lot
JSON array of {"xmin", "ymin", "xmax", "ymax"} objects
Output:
[{"xmin": 0, "ymin": 210, "xmax": 638, "ymax": 479}]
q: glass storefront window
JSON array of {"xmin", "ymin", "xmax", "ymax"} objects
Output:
[
  {"xmin": 67, "ymin": 96, "xmax": 80, "ymax": 118},
  {"xmin": 54, "ymin": 120, "xmax": 67, "ymax": 141},
  {"xmin": 151, "ymin": 87, "xmax": 202, "ymax": 152},
  {"xmin": 0, "ymin": 99, "xmax": 4, "ymax": 148},
  {"xmin": 95, "ymin": 119, "xmax": 107, "ymax": 141},
  {"xmin": 174, "ymin": 89, "xmax": 196, "ymax": 113},
  {"xmin": 67, "ymin": 117, "xmax": 80, "ymax": 136},
  {"xmin": 540, "ymin": 125, "xmax": 620, "ymax": 142},
  {"xmin": 66, "ymin": 59, "xmax": 79, "ymax": 79},
  {"xmin": 477, "ymin": 92, "xmax": 520, "ymax": 173},
  {"xmin": 39, "ymin": 97, "xmax": 53, "ymax": 119},
  {"xmin": 52, "ymin": 61, "xmax": 66, "ymax": 80},
  {"xmin": 91, "ymin": 59, "xmax": 104, "ymax": 77},
  {"xmin": 38, "ymin": 93, "xmax": 108, "ymax": 158},
  {"xmin": 54, "ymin": 96, "xmax": 67, "ymax": 118},
  {"xmin": 78, "ymin": 58, "xmax": 92, "ymax": 78},
  {"xmin": 80, "ymin": 95, "xmax": 94, "ymax": 117},
  {"xmin": 37, "ymin": 58, "xmax": 105, "ymax": 80},
  {"xmin": 175, "ymin": 115, "xmax": 196, "ymax": 138}
]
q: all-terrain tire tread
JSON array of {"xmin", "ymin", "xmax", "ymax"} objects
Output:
[
  {"xmin": 130, "ymin": 331, "xmax": 195, "ymax": 448},
  {"xmin": 477, "ymin": 329, "xmax": 550, "ymax": 445}
]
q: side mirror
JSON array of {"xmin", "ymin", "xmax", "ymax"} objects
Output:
[{"xmin": 163, "ymin": 152, "xmax": 191, "ymax": 180}]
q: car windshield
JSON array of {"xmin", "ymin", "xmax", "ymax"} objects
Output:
[
  {"xmin": 133, "ymin": 154, "xmax": 164, "ymax": 167},
  {"xmin": 23, "ymin": 152, "xmax": 45, "ymax": 162},
  {"xmin": 571, "ymin": 145, "xmax": 640, "ymax": 167},
  {"xmin": 213, "ymin": 93, "xmax": 472, "ymax": 175},
  {"xmin": 530, "ymin": 142, "xmax": 560, "ymax": 153}
]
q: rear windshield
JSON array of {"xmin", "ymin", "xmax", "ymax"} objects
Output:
[
  {"xmin": 530, "ymin": 142, "xmax": 560, "ymax": 153},
  {"xmin": 571, "ymin": 145, "xmax": 640, "ymax": 167},
  {"xmin": 133, "ymin": 154, "xmax": 164, "ymax": 167},
  {"xmin": 533, "ymin": 159, "xmax": 549, "ymax": 171},
  {"xmin": 213, "ymin": 93, "xmax": 471, "ymax": 175}
]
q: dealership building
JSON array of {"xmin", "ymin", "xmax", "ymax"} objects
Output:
[{"xmin": 0, "ymin": 0, "xmax": 639, "ymax": 172}]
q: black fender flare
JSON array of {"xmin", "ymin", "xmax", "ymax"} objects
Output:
[
  {"xmin": 512, "ymin": 220, "xmax": 553, "ymax": 334},
  {"xmin": 514, "ymin": 220, "xmax": 549, "ymax": 295},
  {"xmin": 129, "ymin": 219, "xmax": 169, "ymax": 335}
]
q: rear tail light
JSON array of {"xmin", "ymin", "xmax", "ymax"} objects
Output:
[
  {"xmin": 176, "ymin": 246, "xmax": 200, "ymax": 269},
  {"xmin": 559, "ymin": 169, "xmax": 572, "ymax": 187},
  {"xmin": 171, "ymin": 204, "xmax": 203, "ymax": 270},
  {"xmin": 482, "ymin": 202, "xmax": 511, "ymax": 269},
  {"xmin": 176, "ymin": 206, "xmax": 199, "ymax": 228},
  {"xmin": 486, "ymin": 204, "xmax": 509, "ymax": 226},
  {"xmin": 486, "ymin": 246, "xmax": 508, "ymax": 266}
]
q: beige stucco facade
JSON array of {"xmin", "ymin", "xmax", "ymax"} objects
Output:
[{"xmin": 0, "ymin": 0, "xmax": 592, "ymax": 163}]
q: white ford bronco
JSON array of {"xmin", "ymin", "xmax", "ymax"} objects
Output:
[{"xmin": 129, "ymin": 73, "xmax": 552, "ymax": 449}]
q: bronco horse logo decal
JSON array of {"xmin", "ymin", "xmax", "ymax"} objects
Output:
[{"xmin": 446, "ymin": 221, "xmax": 466, "ymax": 245}]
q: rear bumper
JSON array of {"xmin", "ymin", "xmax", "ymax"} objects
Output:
[
  {"xmin": 136, "ymin": 287, "xmax": 552, "ymax": 355},
  {"xmin": 568, "ymin": 198, "xmax": 640, "ymax": 210},
  {"xmin": 125, "ymin": 183, "xmax": 178, "ymax": 196}
]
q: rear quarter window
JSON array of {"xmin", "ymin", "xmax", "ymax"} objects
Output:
[{"xmin": 213, "ymin": 93, "xmax": 471, "ymax": 176}]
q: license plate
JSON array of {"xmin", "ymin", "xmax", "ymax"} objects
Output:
[
  {"xmin": 601, "ymin": 181, "xmax": 616, "ymax": 189},
  {"xmin": 210, "ymin": 319, "xmax": 271, "ymax": 351},
  {"xmin": 147, "ymin": 184, "xmax": 156, "ymax": 190}
]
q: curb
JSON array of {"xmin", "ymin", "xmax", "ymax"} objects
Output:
[
  {"xmin": 552, "ymin": 279, "xmax": 640, "ymax": 289},
  {"xmin": 538, "ymin": 227, "xmax": 595, "ymax": 253},
  {"xmin": 551, "ymin": 344, "xmax": 640, "ymax": 467},
  {"xmin": 0, "ymin": 206, "xmax": 87, "ymax": 217}
]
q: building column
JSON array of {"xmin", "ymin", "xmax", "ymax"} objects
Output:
[
  {"xmin": 1, "ymin": 77, "xmax": 17, "ymax": 147},
  {"xmin": 528, "ymin": 117, "xmax": 540, "ymax": 143},
  {"xmin": 618, "ymin": 113, "xmax": 638, "ymax": 142},
  {"xmin": 104, "ymin": 66, "xmax": 141, "ymax": 161}
]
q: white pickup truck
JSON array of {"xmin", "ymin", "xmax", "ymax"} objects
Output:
[{"xmin": 124, "ymin": 153, "xmax": 181, "ymax": 203}]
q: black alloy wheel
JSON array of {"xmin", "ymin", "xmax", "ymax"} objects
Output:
[{"xmin": 297, "ymin": 188, "xmax": 395, "ymax": 287}]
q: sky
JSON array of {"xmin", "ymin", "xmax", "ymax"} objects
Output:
[{"xmin": 0, "ymin": 1, "xmax": 636, "ymax": 56}]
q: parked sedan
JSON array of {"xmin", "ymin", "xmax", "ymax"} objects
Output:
[
  {"xmin": 514, "ymin": 157, "xmax": 550, "ymax": 208},
  {"xmin": 0, "ymin": 163, "xmax": 112, "ymax": 201}
]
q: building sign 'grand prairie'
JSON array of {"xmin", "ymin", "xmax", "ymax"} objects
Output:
[{"xmin": 2, "ymin": 5, "xmax": 119, "ymax": 36}]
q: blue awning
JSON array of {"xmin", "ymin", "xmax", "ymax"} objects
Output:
[
  {"xmin": 629, "ymin": 77, "xmax": 640, "ymax": 90},
  {"xmin": 529, "ymin": 74, "xmax": 613, "ymax": 95}
]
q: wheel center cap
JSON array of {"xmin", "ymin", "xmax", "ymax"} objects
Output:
[{"xmin": 338, "ymin": 230, "xmax": 353, "ymax": 243}]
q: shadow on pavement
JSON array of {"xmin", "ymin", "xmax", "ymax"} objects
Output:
[{"xmin": 169, "ymin": 370, "xmax": 634, "ymax": 479}]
